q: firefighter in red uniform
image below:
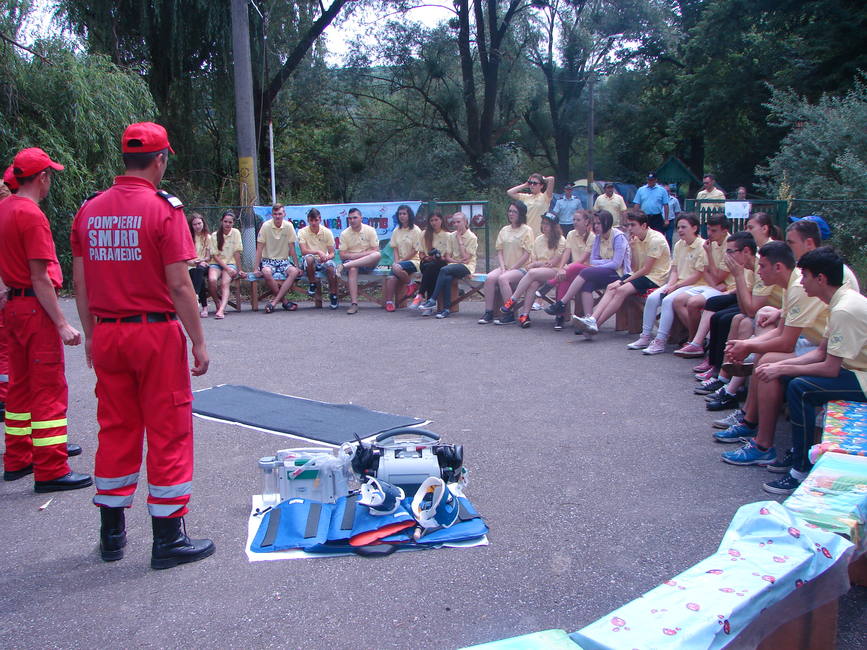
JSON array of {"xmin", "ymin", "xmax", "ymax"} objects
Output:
[
  {"xmin": 0, "ymin": 149, "xmax": 91, "ymax": 490},
  {"xmin": 71, "ymin": 122, "xmax": 214, "ymax": 569}
]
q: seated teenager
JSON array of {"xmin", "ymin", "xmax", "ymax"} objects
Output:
[
  {"xmin": 383, "ymin": 205, "xmax": 422, "ymax": 312},
  {"xmin": 208, "ymin": 210, "xmax": 243, "ymax": 319},
  {"xmin": 298, "ymin": 208, "xmax": 339, "ymax": 309},
  {"xmin": 574, "ymin": 211, "xmax": 670, "ymax": 337},
  {"xmin": 410, "ymin": 211, "xmax": 451, "ymax": 309},
  {"xmin": 420, "ymin": 212, "xmax": 478, "ymax": 319},
  {"xmin": 477, "ymin": 201, "xmax": 533, "ymax": 325},
  {"xmin": 538, "ymin": 209, "xmax": 594, "ymax": 329},
  {"xmin": 255, "ymin": 203, "xmax": 302, "ymax": 313},
  {"xmin": 337, "ymin": 208, "xmax": 382, "ymax": 315},
  {"xmin": 760, "ymin": 247, "xmax": 867, "ymax": 495},
  {"xmin": 543, "ymin": 210, "xmax": 629, "ymax": 327},
  {"xmin": 187, "ymin": 212, "xmax": 211, "ymax": 317},
  {"xmin": 499, "ymin": 215, "xmax": 566, "ymax": 328},
  {"xmin": 626, "ymin": 213, "xmax": 705, "ymax": 354}
]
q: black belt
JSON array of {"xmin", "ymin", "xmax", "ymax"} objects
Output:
[
  {"xmin": 96, "ymin": 313, "xmax": 178, "ymax": 324},
  {"xmin": 7, "ymin": 288, "xmax": 37, "ymax": 298}
]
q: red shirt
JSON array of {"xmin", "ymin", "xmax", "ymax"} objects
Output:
[
  {"xmin": 70, "ymin": 176, "xmax": 195, "ymax": 317},
  {"xmin": 0, "ymin": 195, "xmax": 63, "ymax": 288}
]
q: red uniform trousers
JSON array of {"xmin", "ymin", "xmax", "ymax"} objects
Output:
[
  {"xmin": 0, "ymin": 308, "xmax": 9, "ymax": 403},
  {"xmin": 3, "ymin": 296, "xmax": 71, "ymax": 480},
  {"xmin": 91, "ymin": 319, "xmax": 194, "ymax": 518}
]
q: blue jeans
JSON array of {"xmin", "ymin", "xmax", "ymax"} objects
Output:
[
  {"xmin": 429, "ymin": 264, "xmax": 470, "ymax": 309},
  {"xmin": 786, "ymin": 369, "xmax": 866, "ymax": 474}
]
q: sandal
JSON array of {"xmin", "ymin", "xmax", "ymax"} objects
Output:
[
  {"xmin": 264, "ymin": 303, "xmax": 275, "ymax": 314},
  {"xmin": 282, "ymin": 301, "xmax": 298, "ymax": 311}
]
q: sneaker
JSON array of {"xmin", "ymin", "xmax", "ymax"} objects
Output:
[
  {"xmin": 478, "ymin": 310, "xmax": 494, "ymax": 324},
  {"xmin": 420, "ymin": 299, "xmax": 436, "ymax": 310},
  {"xmin": 329, "ymin": 293, "xmax": 339, "ymax": 309},
  {"xmin": 518, "ymin": 314, "xmax": 531, "ymax": 328},
  {"xmin": 706, "ymin": 389, "xmax": 739, "ymax": 411},
  {"xmin": 674, "ymin": 342, "xmax": 704, "ymax": 358},
  {"xmin": 713, "ymin": 422, "xmax": 757, "ymax": 443},
  {"xmin": 627, "ymin": 335, "xmax": 652, "ymax": 350},
  {"xmin": 642, "ymin": 338, "xmax": 666, "ymax": 355},
  {"xmin": 307, "ymin": 282, "xmax": 318, "ymax": 297},
  {"xmin": 531, "ymin": 301, "xmax": 543, "ymax": 311},
  {"xmin": 408, "ymin": 295, "xmax": 424, "ymax": 310},
  {"xmin": 435, "ymin": 309, "xmax": 450, "ymax": 319},
  {"xmin": 721, "ymin": 440, "xmax": 776, "ymax": 466},
  {"xmin": 494, "ymin": 312, "xmax": 516, "ymax": 325},
  {"xmin": 713, "ymin": 409, "xmax": 745, "ymax": 430},
  {"xmin": 385, "ymin": 301, "xmax": 396, "ymax": 312},
  {"xmin": 766, "ymin": 449, "xmax": 793, "ymax": 474},
  {"xmin": 693, "ymin": 359, "xmax": 712, "ymax": 373},
  {"xmin": 553, "ymin": 315, "xmax": 564, "ymax": 331},
  {"xmin": 573, "ymin": 315, "xmax": 598, "ymax": 334},
  {"xmin": 704, "ymin": 385, "xmax": 729, "ymax": 402},
  {"xmin": 535, "ymin": 284, "xmax": 554, "ymax": 299},
  {"xmin": 346, "ymin": 303, "xmax": 358, "ymax": 315},
  {"xmin": 544, "ymin": 300, "xmax": 565, "ymax": 315},
  {"xmin": 695, "ymin": 369, "xmax": 715, "ymax": 381},
  {"xmin": 500, "ymin": 298, "xmax": 517, "ymax": 314},
  {"xmin": 695, "ymin": 378, "xmax": 724, "ymax": 395},
  {"xmin": 420, "ymin": 306, "xmax": 435, "ymax": 317},
  {"xmin": 762, "ymin": 474, "xmax": 801, "ymax": 495}
]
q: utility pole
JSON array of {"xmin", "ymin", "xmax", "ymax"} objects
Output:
[
  {"xmin": 231, "ymin": 0, "xmax": 259, "ymax": 265},
  {"xmin": 587, "ymin": 73, "xmax": 595, "ymax": 187}
]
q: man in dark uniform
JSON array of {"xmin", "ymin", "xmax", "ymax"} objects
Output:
[
  {"xmin": 71, "ymin": 123, "xmax": 214, "ymax": 569},
  {"xmin": 0, "ymin": 148, "xmax": 91, "ymax": 491}
]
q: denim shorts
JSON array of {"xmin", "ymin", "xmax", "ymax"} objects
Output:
[
  {"xmin": 210, "ymin": 263, "xmax": 237, "ymax": 272},
  {"xmin": 395, "ymin": 261, "xmax": 418, "ymax": 274}
]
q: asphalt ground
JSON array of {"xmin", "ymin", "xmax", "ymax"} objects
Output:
[{"xmin": 1, "ymin": 296, "xmax": 865, "ymax": 649}]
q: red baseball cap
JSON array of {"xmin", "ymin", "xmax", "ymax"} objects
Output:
[
  {"xmin": 3, "ymin": 165, "xmax": 19, "ymax": 191},
  {"xmin": 122, "ymin": 122, "xmax": 175, "ymax": 154},
  {"xmin": 12, "ymin": 148, "xmax": 64, "ymax": 177}
]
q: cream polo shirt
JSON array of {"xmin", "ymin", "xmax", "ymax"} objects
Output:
[
  {"xmin": 496, "ymin": 224, "xmax": 534, "ymax": 269},
  {"xmin": 193, "ymin": 234, "xmax": 210, "ymax": 262},
  {"xmin": 210, "ymin": 228, "xmax": 243, "ymax": 265},
  {"xmin": 516, "ymin": 193, "xmax": 549, "ymax": 238},
  {"xmin": 783, "ymin": 268, "xmax": 828, "ymax": 345},
  {"xmin": 593, "ymin": 193, "xmax": 628, "ymax": 224},
  {"xmin": 339, "ymin": 224, "xmax": 379, "ymax": 254},
  {"xmin": 389, "ymin": 225, "xmax": 422, "ymax": 265},
  {"xmin": 709, "ymin": 239, "xmax": 735, "ymax": 290},
  {"xmin": 297, "ymin": 225, "xmax": 335, "ymax": 255},
  {"xmin": 630, "ymin": 228, "xmax": 671, "ymax": 287},
  {"xmin": 696, "ymin": 187, "xmax": 726, "ymax": 211},
  {"xmin": 826, "ymin": 287, "xmax": 867, "ymax": 394},
  {"xmin": 257, "ymin": 219, "xmax": 297, "ymax": 260},
  {"xmin": 566, "ymin": 230, "xmax": 594, "ymax": 264},
  {"xmin": 672, "ymin": 237, "xmax": 707, "ymax": 285},
  {"xmin": 447, "ymin": 229, "xmax": 478, "ymax": 274},
  {"xmin": 420, "ymin": 229, "xmax": 451, "ymax": 256},
  {"xmin": 531, "ymin": 234, "xmax": 566, "ymax": 263}
]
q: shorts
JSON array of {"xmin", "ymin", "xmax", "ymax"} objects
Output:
[
  {"xmin": 794, "ymin": 336, "xmax": 818, "ymax": 357},
  {"xmin": 686, "ymin": 285, "xmax": 723, "ymax": 299},
  {"xmin": 620, "ymin": 274, "xmax": 658, "ymax": 295},
  {"xmin": 394, "ymin": 261, "xmax": 418, "ymax": 274},
  {"xmin": 260, "ymin": 258, "xmax": 295, "ymax": 275},
  {"xmin": 210, "ymin": 263, "xmax": 237, "ymax": 272},
  {"xmin": 300, "ymin": 256, "xmax": 336, "ymax": 273}
]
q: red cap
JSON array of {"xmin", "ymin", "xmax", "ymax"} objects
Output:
[
  {"xmin": 122, "ymin": 122, "xmax": 175, "ymax": 154},
  {"xmin": 3, "ymin": 165, "xmax": 19, "ymax": 191},
  {"xmin": 12, "ymin": 148, "xmax": 64, "ymax": 177}
]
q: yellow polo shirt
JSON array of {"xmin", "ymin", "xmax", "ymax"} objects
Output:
[
  {"xmin": 531, "ymin": 234, "xmax": 566, "ymax": 263},
  {"xmin": 389, "ymin": 225, "xmax": 422, "ymax": 265},
  {"xmin": 339, "ymin": 224, "xmax": 379, "ymax": 254},
  {"xmin": 298, "ymin": 225, "xmax": 335, "ymax": 255},
  {"xmin": 630, "ymin": 228, "xmax": 671, "ymax": 287},
  {"xmin": 672, "ymin": 237, "xmax": 707, "ymax": 285},
  {"xmin": 696, "ymin": 187, "xmax": 725, "ymax": 211},
  {"xmin": 709, "ymin": 239, "xmax": 735, "ymax": 290},
  {"xmin": 447, "ymin": 229, "xmax": 478, "ymax": 274},
  {"xmin": 593, "ymin": 193, "xmax": 628, "ymax": 224},
  {"xmin": 257, "ymin": 219, "xmax": 297, "ymax": 260},
  {"xmin": 516, "ymin": 193, "xmax": 549, "ymax": 238},
  {"xmin": 209, "ymin": 228, "xmax": 243, "ymax": 265},
  {"xmin": 565, "ymin": 230, "xmax": 595, "ymax": 264},
  {"xmin": 826, "ymin": 287, "xmax": 867, "ymax": 393},
  {"xmin": 193, "ymin": 234, "xmax": 210, "ymax": 261},
  {"xmin": 783, "ymin": 268, "xmax": 828, "ymax": 345},
  {"xmin": 420, "ymin": 229, "xmax": 451, "ymax": 256},
  {"xmin": 496, "ymin": 224, "xmax": 533, "ymax": 269}
]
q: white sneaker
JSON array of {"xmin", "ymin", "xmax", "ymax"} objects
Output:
[
  {"xmin": 627, "ymin": 335, "xmax": 652, "ymax": 349},
  {"xmin": 531, "ymin": 301, "xmax": 543, "ymax": 311},
  {"xmin": 573, "ymin": 315, "xmax": 598, "ymax": 335},
  {"xmin": 642, "ymin": 338, "xmax": 667, "ymax": 355}
]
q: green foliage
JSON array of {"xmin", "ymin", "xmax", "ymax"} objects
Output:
[
  {"xmin": 0, "ymin": 37, "xmax": 156, "ymax": 282},
  {"xmin": 758, "ymin": 75, "xmax": 867, "ymax": 282}
]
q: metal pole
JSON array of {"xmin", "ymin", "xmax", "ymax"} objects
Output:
[
  {"xmin": 269, "ymin": 121, "xmax": 276, "ymax": 205},
  {"xmin": 587, "ymin": 73, "xmax": 594, "ymax": 187},
  {"xmin": 231, "ymin": 0, "xmax": 259, "ymax": 267}
]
